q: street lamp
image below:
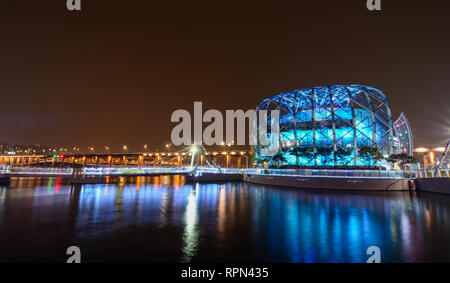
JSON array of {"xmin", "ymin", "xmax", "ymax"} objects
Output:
[
  {"xmin": 190, "ymin": 145, "xmax": 198, "ymax": 154},
  {"xmin": 123, "ymin": 145, "xmax": 128, "ymax": 152}
]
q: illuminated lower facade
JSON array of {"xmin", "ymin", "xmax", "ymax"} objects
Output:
[{"xmin": 255, "ymin": 84, "xmax": 413, "ymax": 166}]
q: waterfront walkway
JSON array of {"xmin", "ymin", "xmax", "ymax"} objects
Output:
[
  {"xmin": 0, "ymin": 165, "xmax": 418, "ymax": 179},
  {"xmin": 1, "ymin": 165, "xmax": 449, "ymax": 193}
]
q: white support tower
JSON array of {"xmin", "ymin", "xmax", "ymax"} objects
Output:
[{"xmin": 433, "ymin": 140, "xmax": 450, "ymax": 177}]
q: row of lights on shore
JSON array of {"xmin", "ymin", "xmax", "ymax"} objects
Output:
[
  {"xmin": 0, "ymin": 152, "xmax": 247, "ymax": 159},
  {"xmin": 3, "ymin": 144, "xmax": 446, "ymax": 156},
  {"xmin": 81, "ymin": 144, "xmax": 445, "ymax": 154},
  {"xmin": 2, "ymin": 140, "xmax": 239, "ymax": 156},
  {"xmin": 2, "ymin": 145, "xmax": 171, "ymax": 155},
  {"xmin": 141, "ymin": 151, "xmax": 247, "ymax": 157},
  {"xmin": 75, "ymin": 141, "xmax": 236, "ymax": 154},
  {"xmin": 2, "ymin": 139, "xmax": 242, "ymax": 157}
]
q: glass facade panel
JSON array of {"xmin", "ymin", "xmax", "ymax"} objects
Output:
[{"xmin": 393, "ymin": 113, "xmax": 413, "ymax": 156}]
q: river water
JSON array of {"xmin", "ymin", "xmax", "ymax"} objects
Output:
[{"xmin": 1, "ymin": 176, "xmax": 449, "ymax": 263}]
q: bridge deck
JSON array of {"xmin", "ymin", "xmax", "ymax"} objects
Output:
[{"xmin": 1, "ymin": 166, "xmax": 420, "ymax": 179}]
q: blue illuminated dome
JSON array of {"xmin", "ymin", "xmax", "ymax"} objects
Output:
[{"xmin": 255, "ymin": 84, "xmax": 405, "ymax": 167}]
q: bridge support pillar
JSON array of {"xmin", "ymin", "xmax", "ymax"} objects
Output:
[{"xmin": 122, "ymin": 156, "xmax": 127, "ymax": 166}]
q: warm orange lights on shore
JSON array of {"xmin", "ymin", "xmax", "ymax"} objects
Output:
[{"xmin": 414, "ymin": 147, "xmax": 446, "ymax": 153}]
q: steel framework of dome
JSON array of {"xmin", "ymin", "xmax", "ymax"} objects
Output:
[{"xmin": 255, "ymin": 85, "xmax": 400, "ymax": 166}]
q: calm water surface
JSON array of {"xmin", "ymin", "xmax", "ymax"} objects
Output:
[{"xmin": 1, "ymin": 176, "xmax": 450, "ymax": 263}]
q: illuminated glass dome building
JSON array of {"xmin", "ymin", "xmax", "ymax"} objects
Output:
[{"xmin": 255, "ymin": 85, "xmax": 413, "ymax": 166}]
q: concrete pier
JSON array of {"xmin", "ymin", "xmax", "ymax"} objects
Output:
[
  {"xmin": 6, "ymin": 166, "xmax": 450, "ymax": 194},
  {"xmin": 244, "ymin": 174, "xmax": 413, "ymax": 191},
  {"xmin": 415, "ymin": 178, "xmax": 450, "ymax": 195}
]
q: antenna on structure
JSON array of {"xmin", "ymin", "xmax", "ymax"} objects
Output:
[
  {"xmin": 433, "ymin": 140, "xmax": 450, "ymax": 176},
  {"xmin": 189, "ymin": 144, "xmax": 221, "ymax": 175}
]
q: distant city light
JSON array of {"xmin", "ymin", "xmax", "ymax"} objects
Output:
[{"xmin": 414, "ymin": 147, "xmax": 446, "ymax": 153}]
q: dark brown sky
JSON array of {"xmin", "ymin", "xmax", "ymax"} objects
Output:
[{"xmin": 1, "ymin": 0, "xmax": 449, "ymax": 151}]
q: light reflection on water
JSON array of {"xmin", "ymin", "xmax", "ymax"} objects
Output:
[
  {"xmin": 0, "ymin": 176, "xmax": 450, "ymax": 262},
  {"xmin": 182, "ymin": 183, "xmax": 199, "ymax": 262}
]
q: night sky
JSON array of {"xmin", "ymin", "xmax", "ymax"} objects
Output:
[{"xmin": 1, "ymin": 0, "xmax": 449, "ymax": 151}]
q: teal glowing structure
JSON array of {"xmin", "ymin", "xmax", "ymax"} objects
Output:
[{"xmin": 255, "ymin": 85, "xmax": 398, "ymax": 166}]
